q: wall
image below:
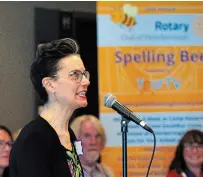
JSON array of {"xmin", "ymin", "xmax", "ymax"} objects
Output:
[{"xmin": 0, "ymin": 1, "xmax": 95, "ymax": 131}]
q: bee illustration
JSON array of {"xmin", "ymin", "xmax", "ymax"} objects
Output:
[{"xmin": 111, "ymin": 4, "xmax": 138, "ymax": 28}]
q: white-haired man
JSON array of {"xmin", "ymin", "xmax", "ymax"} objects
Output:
[{"xmin": 71, "ymin": 115, "xmax": 115, "ymax": 177}]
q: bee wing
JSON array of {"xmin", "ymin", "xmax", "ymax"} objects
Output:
[{"xmin": 123, "ymin": 4, "xmax": 138, "ymax": 17}]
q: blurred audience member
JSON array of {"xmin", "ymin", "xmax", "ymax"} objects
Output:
[
  {"xmin": 71, "ymin": 115, "xmax": 115, "ymax": 177},
  {"xmin": 0, "ymin": 125, "xmax": 13, "ymax": 177},
  {"xmin": 167, "ymin": 129, "xmax": 203, "ymax": 177}
]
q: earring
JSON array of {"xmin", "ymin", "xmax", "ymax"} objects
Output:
[{"xmin": 53, "ymin": 92, "xmax": 56, "ymax": 100}]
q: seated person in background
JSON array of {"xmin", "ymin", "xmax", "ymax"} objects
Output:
[
  {"xmin": 167, "ymin": 129, "xmax": 203, "ymax": 177},
  {"xmin": 0, "ymin": 125, "xmax": 13, "ymax": 177},
  {"xmin": 71, "ymin": 115, "xmax": 115, "ymax": 177}
]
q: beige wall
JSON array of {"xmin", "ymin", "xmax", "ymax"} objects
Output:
[{"xmin": 0, "ymin": 2, "xmax": 95, "ymax": 132}]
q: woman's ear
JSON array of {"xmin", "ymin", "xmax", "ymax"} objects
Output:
[{"xmin": 42, "ymin": 77, "xmax": 56, "ymax": 93}]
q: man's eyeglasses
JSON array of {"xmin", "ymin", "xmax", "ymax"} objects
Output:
[
  {"xmin": 0, "ymin": 140, "xmax": 13, "ymax": 149},
  {"xmin": 183, "ymin": 143, "xmax": 203, "ymax": 149}
]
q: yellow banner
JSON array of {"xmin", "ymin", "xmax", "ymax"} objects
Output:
[
  {"xmin": 97, "ymin": 1, "xmax": 203, "ymax": 177},
  {"xmin": 99, "ymin": 46, "xmax": 203, "ymax": 112}
]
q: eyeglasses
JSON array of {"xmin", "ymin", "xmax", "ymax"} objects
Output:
[
  {"xmin": 0, "ymin": 140, "xmax": 13, "ymax": 149},
  {"xmin": 68, "ymin": 70, "xmax": 90, "ymax": 83},
  {"xmin": 53, "ymin": 70, "xmax": 90, "ymax": 83},
  {"xmin": 183, "ymin": 143, "xmax": 203, "ymax": 149}
]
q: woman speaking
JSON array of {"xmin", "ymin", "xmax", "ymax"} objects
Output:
[{"xmin": 9, "ymin": 38, "xmax": 90, "ymax": 177}]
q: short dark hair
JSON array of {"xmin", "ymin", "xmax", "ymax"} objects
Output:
[
  {"xmin": 168, "ymin": 129, "xmax": 203, "ymax": 173},
  {"xmin": 0, "ymin": 125, "xmax": 13, "ymax": 141},
  {"xmin": 30, "ymin": 38, "xmax": 80, "ymax": 104}
]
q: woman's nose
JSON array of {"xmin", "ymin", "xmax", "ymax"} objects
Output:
[
  {"xmin": 81, "ymin": 75, "xmax": 90, "ymax": 86},
  {"xmin": 191, "ymin": 146, "xmax": 198, "ymax": 153}
]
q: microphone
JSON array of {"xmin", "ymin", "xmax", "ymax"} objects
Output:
[{"xmin": 103, "ymin": 93, "xmax": 153, "ymax": 133}]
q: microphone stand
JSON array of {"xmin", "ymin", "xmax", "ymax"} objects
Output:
[{"xmin": 121, "ymin": 116, "xmax": 130, "ymax": 177}]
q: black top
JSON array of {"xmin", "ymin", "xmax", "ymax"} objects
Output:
[
  {"xmin": 3, "ymin": 167, "xmax": 9, "ymax": 177},
  {"xmin": 9, "ymin": 116, "xmax": 84, "ymax": 177}
]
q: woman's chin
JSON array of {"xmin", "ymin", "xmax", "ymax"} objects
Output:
[
  {"xmin": 80, "ymin": 101, "xmax": 88, "ymax": 108},
  {"xmin": 76, "ymin": 100, "xmax": 88, "ymax": 108},
  {"xmin": 0, "ymin": 160, "xmax": 9, "ymax": 168}
]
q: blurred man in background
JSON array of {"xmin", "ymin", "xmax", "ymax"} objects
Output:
[{"xmin": 71, "ymin": 114, "xmax": 115, "ymax": 177}]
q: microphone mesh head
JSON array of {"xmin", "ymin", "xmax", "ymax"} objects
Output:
[{"xmin": 103, "ymin": 93, "xmax": 117, "ymax": 108}]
